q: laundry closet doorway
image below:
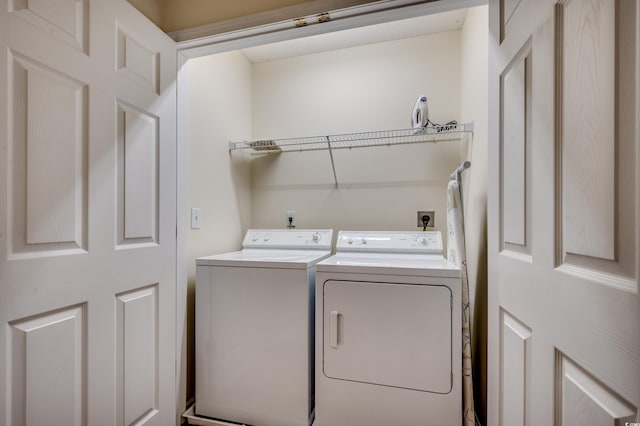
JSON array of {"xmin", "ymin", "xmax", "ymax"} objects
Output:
[{"xmin": 174, "ymin": 0, "xmax": 489, "ymax": 421}]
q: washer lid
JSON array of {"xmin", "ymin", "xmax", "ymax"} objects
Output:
[
  {"xmin": 196, "ymin": 248, "xmax": 333, "ymax": 269},
  {"xmin": 317, "ymin": 252, "xmax": 460, "ymax": 278}
]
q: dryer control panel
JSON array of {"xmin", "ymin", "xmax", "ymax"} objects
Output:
[
  {"xmin": 336, "ymin": 231, "xmax": 443, "ymax": 254},
  {"xmin": 242, "ymin": 229, "xmax": 333, "ymax": 250}
]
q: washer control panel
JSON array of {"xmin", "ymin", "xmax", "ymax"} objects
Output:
[
  {"xmin": 242, "ymin": 229, "xmax": 333, "ymax": 250},
  {"xmin": 336, "ymin": 231, "xmax": 443, "ymax": 254}
]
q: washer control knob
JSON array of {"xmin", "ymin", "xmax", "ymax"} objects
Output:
[
  {"xmin": 361, "ymin": 238, "xmax": 367, "ymax": 245},
  {"xmin": 263, "ymin": 236, "xmax": 270, "ymax": 242},
  {"xmin": 419, "ymin": 237, "xmax": 427, "ymax": 245},
  {"xmin": 347, "ymin": 238, "xmax": 353, "ymax": 245},
  {"xmin": 312, "ymin": 232, "xmax": 320, "ymax": 242}
]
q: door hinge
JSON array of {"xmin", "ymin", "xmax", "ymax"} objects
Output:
[{"xmin": 317, "ymin": 12, "xmax": 331, "ymax": 23}]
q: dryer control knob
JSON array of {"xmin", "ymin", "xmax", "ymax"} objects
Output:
[
  {"xmin": 361, "ymin": 238, "xmax": 367, "ymax": 245},
  {"xmin": 347, "ymin": 238, "xmax": 353, "ymax": 244},
  {"xmin": 312, "ymin": 232, "xmax": 320, "ymax": 242}
]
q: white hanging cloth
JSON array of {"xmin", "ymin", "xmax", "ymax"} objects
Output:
[{"xmin": 447, "ymin": 176, "xmax": 477, "ymax": 426}]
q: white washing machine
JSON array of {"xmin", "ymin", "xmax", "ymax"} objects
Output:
[
  {"xmin": 195, "ymin": 229, "xmax": 333, "ymax": 426},
  {"xmin": 314, "ymin": 231, "xmax": 461, "ymax": 426}
]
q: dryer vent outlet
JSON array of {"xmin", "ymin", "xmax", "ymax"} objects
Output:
[{"xmin": 417, "ymin": 211, "xmax": 435, "ymax": 228}]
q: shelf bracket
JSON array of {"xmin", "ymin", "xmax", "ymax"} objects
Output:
[{"xmin": 326, "ymin": 136, "xmax": 338, "ymax": 188}]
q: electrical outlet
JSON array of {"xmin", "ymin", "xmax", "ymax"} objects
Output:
[
  {"xmin": 417, "ymin": 210, "xmax": 435, "ymax": 228},
  {"xmin": 286, "ymin": 210, "xmax": 296, "ymax": 228}
]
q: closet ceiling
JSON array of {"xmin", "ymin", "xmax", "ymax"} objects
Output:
[{"xmin": 239, "ymin": 8, "xmax": 467, "ymax": 63}]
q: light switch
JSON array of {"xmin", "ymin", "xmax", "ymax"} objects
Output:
[{"xmin": 191, "ymin": 208, "xmax": 201, "ymax": 229}]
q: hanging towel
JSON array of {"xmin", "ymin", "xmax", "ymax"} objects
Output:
[{"xmin": 447, "ymin": 179, "xmax": 477, "ymax": 426}]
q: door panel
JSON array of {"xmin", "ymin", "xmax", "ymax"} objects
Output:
[
  {"xmin": 489, "ymin": 0, "xmax": 639, "ymax": 425},
  {"xmin": 0, "ymin": 1, "xmax": 177, "ymax": 425},
  {"xmin": 556, "ymin": 0, "xmax": 638, "ymax": 284},
  {"xmin": 8, "ymin": 51, "xmax": 88, "ymax": 256},
  {"xmin": 558, "ymin": 355, "xmax": 636, "ymax": 425},
  {"xmin": 116, "ymin": 101, "xmax": 159, "ymax": 246},
  {"xmin": 500, "ymin": 41, "xmax": 532, "ymax": 256},
  {"xmin": 116, "ymin": 285, "xmax": 159, "ymax": 426},
  {"xmin": 499, "ymin": 310, "xmax": 531, "ymax": 426},
  {"xmin": 8, "ymin": 304, "xmax": 86, "ymax": 426},
  {"xmin": 8, "ymin": 0, "xmax": 88, "ymax": 53},
  {"xmin": 559, "ymin": 0, "xmax": 616, "ymax": 261},
  {"xmin": 116, "ymin": 25, "xmax": 160, "ymax": 95}
]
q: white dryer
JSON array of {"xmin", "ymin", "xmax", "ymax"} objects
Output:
[
  {"xmin": 314, "ymin": 231, "xmax": 461, "ymax": 426},
  {"xmin": 196, "ymin": 229, "xmax": 333, "ymax": 426}
]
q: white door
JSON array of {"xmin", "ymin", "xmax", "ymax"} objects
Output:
[
  {"xmin": 488, "ymin": 0, "xmax": 639, "ymax": 425},
  {"xmin": 0, "ymin": 1, "xmax": 177, "ymax": 425}
]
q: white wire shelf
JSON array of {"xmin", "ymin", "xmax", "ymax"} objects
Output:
[
  {"xmin": 228, "ymin": 122, "xmax": 473, "ymax": 187},
  {"xmin": 229, "ymin": 122, "xmax": 473, "ymax": 154}
]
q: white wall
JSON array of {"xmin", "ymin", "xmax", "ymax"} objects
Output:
[
  {"xmin": 459, "ymin": 5, "xmax": 488, "ymax": 424},
  {"xmin": 188, "ymin": 51, "xmax": 252, "ymax": 273},
  {"xmin": 186, "ymin": 50, "xmax": 252, "ymax": 400},
  {"xmin": 250, "ymin": 31, "xmax": 463, "ymax": 235}
]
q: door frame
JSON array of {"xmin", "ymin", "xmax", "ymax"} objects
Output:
[{"xmin": 172, "ymin": 0, "xmax": 487, "ymax": 416}]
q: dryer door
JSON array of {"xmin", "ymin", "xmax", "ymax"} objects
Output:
[{"xmin": 322, "ymin": 280, "xmax": 452, "ymax": 393}]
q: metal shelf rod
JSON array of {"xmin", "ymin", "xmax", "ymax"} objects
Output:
[{"xmin": 326, "ymin": 136, "xmax": 338, "ymax": 188}]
